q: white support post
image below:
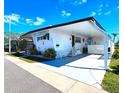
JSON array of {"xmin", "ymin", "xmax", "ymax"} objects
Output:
[{"xmin": 104, "ymin": 35, "xmax": 108, "ymax": 69}]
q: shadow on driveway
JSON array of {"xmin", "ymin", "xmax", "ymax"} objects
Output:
[
  {"xmin": 65, "ymin": 65, "xmax": 106, "ymax": 70},
  {"xmin": 41, "ymin": 54, "xmax": 89, "ymax": 67}
]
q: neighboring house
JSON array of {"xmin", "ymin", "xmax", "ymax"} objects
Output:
[
  {"xmin": 24, "ymin": 40, "xmax": 35, "ymax": 55},
  {"xmin": 22, "ymin": 17, "xmax": 114, "ymax": 69}
]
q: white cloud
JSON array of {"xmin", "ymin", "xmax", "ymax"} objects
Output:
[
  {"xmin": 26, "ymin": 19, "xmax": 33, "ymax": 24},
  {"xmin": 26, "ymin": 17, "xmax": 46, "ymax": 26},
  {"xmin": 72, "ymin": 0, "xmax": 87, "ymax": 6},
  {"xmin": 61, "ymin": 10, "xmax": 71, "ymax": 17},
  {"xmin": 83, "ymin": 0, "xmax": 87, "ymax": 3},
  {"xmin": 34, "ymin": 17, "xmax": 45, "ymax": 26},
  {"xmin": 59, "ymin": 0, "xmax": 87, "ymax": 6},
  {"xmin": 66, "ymin": 13, "xmax": 71, "ymax": 16},
  {"xmin": 4, "ymin": 13, "xmax": 45, "ymax": 26},
  {"xmin": 4, "ymin": 16, "xmax": 11, "ymax": 23},
  {"xmin": 25, "ymin": 19, "xmax": 34, "ymax": 25},
  {"xmin": 104, "ymin": 11, "xmax": 111, "ymax": 15},
  {"xmin": 90, "ymin": 11, "xmax": 96, "ymax": 16},
  {"xmin": 4, "ymin": 13, "xmax": 21, "ymax": 25}
]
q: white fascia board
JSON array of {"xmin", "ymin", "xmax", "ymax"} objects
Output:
[
  {"xmin": 91, "ymin": 20, "xmax": 110, "ymax": 37},
  {"xmin": 92, "ymin": 20, "xmax": 107, "ymax": 34},
  {"xmin": 93, "ymin": 21, "xmax": 113, "ymax": 42}
]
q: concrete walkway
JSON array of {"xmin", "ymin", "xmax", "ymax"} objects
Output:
[{"xmin": 5, "ymin": 55, "xmax": 108, "ymax": 93}]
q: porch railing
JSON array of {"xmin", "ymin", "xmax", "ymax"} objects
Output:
[{"xmin": 88, "ymin": 45, "xmax": 104, "ymax": 54}]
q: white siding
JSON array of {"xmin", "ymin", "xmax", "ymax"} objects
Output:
[
  {"xmin": 50, "ymin": 30, "xmax": 72, "ymax": 58},
  {"xmin": 49, "ymin": 30, "xmax": 88, "ymax": 57},
  {"xmin": 31, "ymin": 29, "xmax": 114, "ymax": 58},
  {"xmin": 32, "ymin": 30, "xmax": 54, "ymax": 53}
]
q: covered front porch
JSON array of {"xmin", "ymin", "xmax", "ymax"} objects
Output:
[{"xmin": 49, "ymin": 19, "xmax": 114, "ymax": 69}]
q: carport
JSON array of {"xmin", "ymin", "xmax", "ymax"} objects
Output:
[{"xmin": 45, "ymin": 18, "xmax": 114, "ymax": 69}]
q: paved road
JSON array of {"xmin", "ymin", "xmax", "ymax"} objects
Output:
[{"xmin": 4, "ymin": 58, "xmax": 62, "ymax": 93}]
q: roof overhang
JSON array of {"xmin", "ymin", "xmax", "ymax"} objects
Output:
[{"xmin": 22, "ymin": 17, "xmax": 111, "ymax": 39}]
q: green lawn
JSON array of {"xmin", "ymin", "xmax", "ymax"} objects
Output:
[
  {"xmin": 102, "ymin": 59, "xmax": 119, "ymax": 93},
  {"xmin": 19, "ymin": 57, "xmax": 35, "ymax": 63},
  {"xmin": 19, "ymin": 56, "xmax": 47, "ymax": 63},
  {"xmin": 9, "ymin": 51, "xmax": 23, "ymax": 57}
]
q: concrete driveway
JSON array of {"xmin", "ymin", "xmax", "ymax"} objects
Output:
[{"xmin": 34, "ymin": 54, "xmax": 110, "ymax": 89}]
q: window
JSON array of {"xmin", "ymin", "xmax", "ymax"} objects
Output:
[
  {"xmin": 45, "ymin": 34, "xmax": 49, "ymax": 40},
  {"xmin": 37, "ymin": 37, "xmax": 41, "ymax": 41},
  {"xmin": 37, "ymin": 33, "xmax": 49, "ymax": 41},
  {"xmin": 43, "ymin": 36, "xmax": 46, "ymax": 39},
  {"xmin": 87, "ymin": 37, "xmax": 93, "ymax": 45},
  {"xmin": 75, "ymin": 37, "xmax": 81, "ymax": 43}
]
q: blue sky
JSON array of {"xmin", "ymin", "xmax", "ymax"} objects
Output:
[{"xmin": 4, "ymin": 0, "xmax": 119, "ymax": 39}]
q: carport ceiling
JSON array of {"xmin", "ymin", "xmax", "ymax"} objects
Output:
[{"xmin": 51, "ymin": 20, "xmax": 105, "ymax": 38}]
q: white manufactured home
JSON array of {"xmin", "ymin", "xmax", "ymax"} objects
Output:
[{"xmin": 23, "ymin": 17, "xmax": 114, "ymax": 69}]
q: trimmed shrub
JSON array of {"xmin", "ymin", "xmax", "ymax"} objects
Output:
[
  {"xmin": 12, "ymin": 51, "xmax": 23, "ymax": 57},
  {"xmin": 44, "ymin": 48, "xmax": 56, "ymax": 59},
  {"xmin": 112, "ymin": 49, "xmax": 119, "ymax": 59},
  {"xmin": 30, "ymin": 48, "xmax": 39, "ymax": 55},
  {"xmin": 4, "ymin": 44, "xmax": 9, "ymax": 52}
]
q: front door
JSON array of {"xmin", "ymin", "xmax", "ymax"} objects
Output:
[
  {"xmin": 72, "ymin": 35, "xmax": 75, "ymax": 47},
  {"xmin": 83, "ymin": 47, "xmax": 88, "ymax": 54},
  {"xmin": 83, "ymin": 43, "xmax": 88, "ymax": 54}
]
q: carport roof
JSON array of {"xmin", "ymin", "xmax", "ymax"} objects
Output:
[{"xmin": 22, "ymin": 17, "xmax": 111, "ymax": 39}]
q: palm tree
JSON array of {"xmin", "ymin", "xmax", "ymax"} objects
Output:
[{"xmin": 111, "ymin": 33, "xmax": 118, "ymax": 43}]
